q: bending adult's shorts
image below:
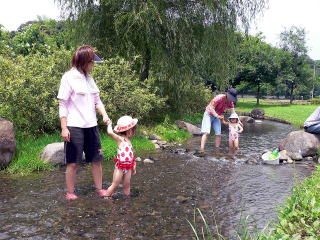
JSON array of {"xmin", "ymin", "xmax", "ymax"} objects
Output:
[{"xmin": 200, "ymin": 111, "xmax": 221, "ymax": 135}]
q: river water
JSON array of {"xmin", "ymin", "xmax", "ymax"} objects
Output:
[{"xmin": 0, "ymin": 120, "xmax": 315, "ymax": 239}]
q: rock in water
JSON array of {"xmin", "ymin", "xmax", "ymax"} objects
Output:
[{"xmin": 0, "ymin": 118, "xmax": 16, "ymax": 168}]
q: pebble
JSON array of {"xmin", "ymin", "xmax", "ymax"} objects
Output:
[{"xmin": 143, "ymin": 159, "xmax": 154, "ymax": 163}]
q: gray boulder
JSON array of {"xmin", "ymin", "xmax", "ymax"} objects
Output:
[
  {"xmin": 40, "ymin": 142, "xmax": 65, "ymax": 166},
  {"xmin": 175, "ymin": 120, "xmax": 201, "ymax": 135},
  {"xmin": 239, "ymin": 116, "xmax": 255, "ymax": 123},
  {"xmin": 0, "ymin": 118, "xmax": 16, "ymax": 168},
  {"xmin": 251, "ymin": 109, "xmax": 265, "ymax": 119},
  {"xmin": 279, "ymin": 130, "xmax": 320, "ymax": 159}
]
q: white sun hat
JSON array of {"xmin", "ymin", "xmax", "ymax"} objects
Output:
[
  {"xmin": 114, "ymin": 115, "xmax": 138, "ymax": 133},
  {"xmin": 228, "ymin": 113, "xmax": 239, "ymax": 120}
]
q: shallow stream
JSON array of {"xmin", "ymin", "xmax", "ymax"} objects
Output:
[{"xmin": 0, "ymin": 120, "xmax": 315, "ymax": 239}]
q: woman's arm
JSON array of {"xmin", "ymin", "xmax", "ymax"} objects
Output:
[
  {"xmin": 94, "ymin": 94, "xmax": 111, "ymax": 125},
  {"xmin": 59, "ymin": 100, "xmax": 70, "ymax": 142}
]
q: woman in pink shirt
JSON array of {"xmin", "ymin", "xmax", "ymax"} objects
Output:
[
  {"xmin": 58, "ymin": 45, "xmax": 111, "ymax": 200},
  {"xmin": 200, "ymin": 88, "xmax": 238, "ymax": 152}
]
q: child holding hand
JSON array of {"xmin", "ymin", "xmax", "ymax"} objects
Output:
[
  {"xmin": 222, "ymin": 113, "xmax": 243, "ymax": 150},
  {"xmin": 105, "ymin": 116, "xmax": 138, "ymax": 197}
]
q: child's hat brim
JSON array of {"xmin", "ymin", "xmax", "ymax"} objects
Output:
[{"xmin": 114, "ymin": 119, "xmax": 138, "ymax": 133}]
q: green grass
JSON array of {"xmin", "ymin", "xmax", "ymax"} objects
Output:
[
  {"xmin": 188, "ymin": 208, "xmax": 269, "ymax": 240},
  {"xmin": 140, "ymin": 114, "xmax": 192, "ymax": 142},
  {"xmin": 258, "ymin": 166, "xmax": 320, "ymax": 239},
  {"xmin": 4, "ymin": 131, "xmax": 155, "ymax": 175},
  {"xmin": 5, "ymin": 133, "xmax": 61, "ymax": 175},
  {"xmin": 236, "ymin": 98, "xmax": 318, "ymax": 127}
]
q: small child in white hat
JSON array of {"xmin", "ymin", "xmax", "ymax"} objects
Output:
[
  {"xmin": 222, "ymin": 113, "xmax": 243, "ymax": 150},
  {"xmin": 105, "ymin": 115, "xmax": 138, "ymax": 197}
]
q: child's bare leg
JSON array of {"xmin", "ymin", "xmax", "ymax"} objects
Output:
[
  {"xmin": 228, "ymin": 139, "xmax": 234, "ymax": 149},
  {"xmin": 234, "ymin": 139, "xmax": 239, "ymax": 149},
  {"xmin": 122, "ymin": 170, "xmax": 132, "ymax": 196},
  {"xmin": 106, "ymin": 168, "xmax": 123, "ymax": 196}
]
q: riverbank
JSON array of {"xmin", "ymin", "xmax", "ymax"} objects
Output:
[
  {"xmin": 236, "ymin": 98, "xmax": 317, "ymax": 127},
  {"xmin": 3, "ymin": 118, "xmax": 191, "ymax": 175},
  {"xmin": 258, "ymin": 166, "xmax": 320, "ymax": 239}
]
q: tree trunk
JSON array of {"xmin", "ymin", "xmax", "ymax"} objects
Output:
[
  {"xmin": 290, "ymin": 82, "xmax": 294, "ymax": 104},
  {"xmin": 256, "ymin": 83, "xmax": 260, "ymax": 105},
  {"xmin": 140, "ymin": 47, "xmax": 151, "ymax": 81}
]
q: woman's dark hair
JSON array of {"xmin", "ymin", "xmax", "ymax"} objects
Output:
[{"xmin": 72, "ymin": 45, "xmax": 95, "ymax": 76}]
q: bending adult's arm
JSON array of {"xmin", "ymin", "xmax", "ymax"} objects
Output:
[{"xmin": 208, "ymin": 104, "xmax": 223, "ymax": 119}]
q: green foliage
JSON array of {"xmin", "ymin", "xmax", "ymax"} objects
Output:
[
  {"xmin": 5, "ymin": 132, "xmax": 154, "ymax": 175},
  {"xmin": 56, "ymin": 0, "xmax": 267, "ymax": 110},
  {"xmin": 0, "ymin": 49, "xmax": 71, "ymax": 134},
  {"xmin": 187, "ymin": 208, "xmax": 268, "ymax": 240},
  {"xmin": 140, "ymin": 114, "xmax": 191, "ymax": 143},
  {"xmin": 93, "ymin": 57, "xmax": 166, "ymax": 122},
  {"xmin": 5, "ymin": 133, "xmax": 60, "ymax": 175},
  {"xmin": 262, "ymin": 166, "xmax": 320, "ymax": 239},
  {"xmin": 0, "ymin": 52, "xmax": 168, "ymax": 135},
  {"xmin": 235, "ymin": 34, "xmax": 282, "ymax": 104},
  {"xmin": 308, "ymin": 98, "xmax": 320, "ymax": 105},
  {"xmin": 279, "ymin": 26, "xmax": 312, "ymax": 103},
  {"xmin": 11, "ymin": 19, "xmax": 71, "ymax": 56},
  {"xmin": 154, "ymin": 71, "xmax": 212, "ymax": 114}
]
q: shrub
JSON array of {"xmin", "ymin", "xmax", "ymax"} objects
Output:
[
  {"xmin": 308, "ymin": 98, "xmax": 320, "ymax": 105},
  {"xmin": 0, "ymin": 49, "xmax": 71, "ymax": 134},
  {"xmin": 93, "ymin": 57, "xmax": 166, "ymax": 122},
  {"xmin": 0, "ymin": 53, "xmax": 166, "ymax": 135}
]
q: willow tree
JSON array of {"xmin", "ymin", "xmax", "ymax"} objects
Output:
[{"xmin": 55, "ymin": 0, "xmax": 267, "ymax": 111}]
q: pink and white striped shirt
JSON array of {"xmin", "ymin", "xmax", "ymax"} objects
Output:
[{"xmin": 57, "ymin": 68, "xmax": 103, "ymax": 128}]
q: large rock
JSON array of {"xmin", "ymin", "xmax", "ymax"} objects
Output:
[
  {"xmin": 279, "ymin": 130, "xmax": 320, "ymax": 158},
  {"xmin": 0, "ymin": 118, "xmax": 16, "ymax": 168},
  {"xmin": 239, "ymin": 116, "xmax": 255, "ymax": 123},
  {"xmin": 40, "ymin": 142, "xmax": 65, "ymax": 166},
  {"xmin": 251, "ymin": 109, "xmax": 265, "ymax": 119},
  {"xmin": 175, "ymin": 120, "xmax": 201, "ymax": 135}
]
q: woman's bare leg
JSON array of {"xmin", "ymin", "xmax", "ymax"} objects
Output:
[{"xmin": 66, "ymin": 163, "xmax": 78, "ymax": 194}]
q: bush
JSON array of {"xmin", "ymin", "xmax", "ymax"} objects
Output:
[
  {"xmin": 93, "ymin": 57, "xmax": 166, "ymax": 122},
  {"xmin": 0, "ymin": 53, "xmax": 166, "ymax": 135},
  {"xmin": 308, "ymin": 98, "xmax": 320, "ymax": 105},
  {"xmin": 0, "ymin": 49, "xmax": 71, "ymax": 135}
]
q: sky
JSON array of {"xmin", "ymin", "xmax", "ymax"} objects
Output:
[{"xmin": 0, "ymin": 0, "xmax": 319, "ymax": 60}]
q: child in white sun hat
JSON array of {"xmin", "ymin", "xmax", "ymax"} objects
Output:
[
  {"xmin": 105, "ymin": 115, "xmax": 138, "ymax": 197},
  {"xmin": 222, "ymin": 113, "xmax": 243, "ymax": 150}
]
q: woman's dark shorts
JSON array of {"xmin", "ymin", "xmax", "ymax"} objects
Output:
[{"xmin": 64, "ymin": 126, "xmax": 103, "ymax": 164}]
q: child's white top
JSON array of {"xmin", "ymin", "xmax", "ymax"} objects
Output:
[{"xmin": 57, "ymin": 68, "xmax": 103, "ymax": 128}]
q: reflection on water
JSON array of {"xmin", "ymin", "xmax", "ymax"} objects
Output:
[{"xmin": 0, "ymin": 120, "xmax": 314, "ymax": 239}]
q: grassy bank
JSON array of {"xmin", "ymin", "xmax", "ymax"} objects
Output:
[
  {"xmin": 258, "ymin": 166, "xmax": 320, "ymax": 239},
  {"xmin": 236, "ymin": 98, "xmax": 318, "ymax": 127},
  {"xmin": 4, "ymin": 131, "xmax": 155, "ymax": 175},
  {"xmin": 3, "ymin": 118, "xmax": 191, "ymax": 175}
]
